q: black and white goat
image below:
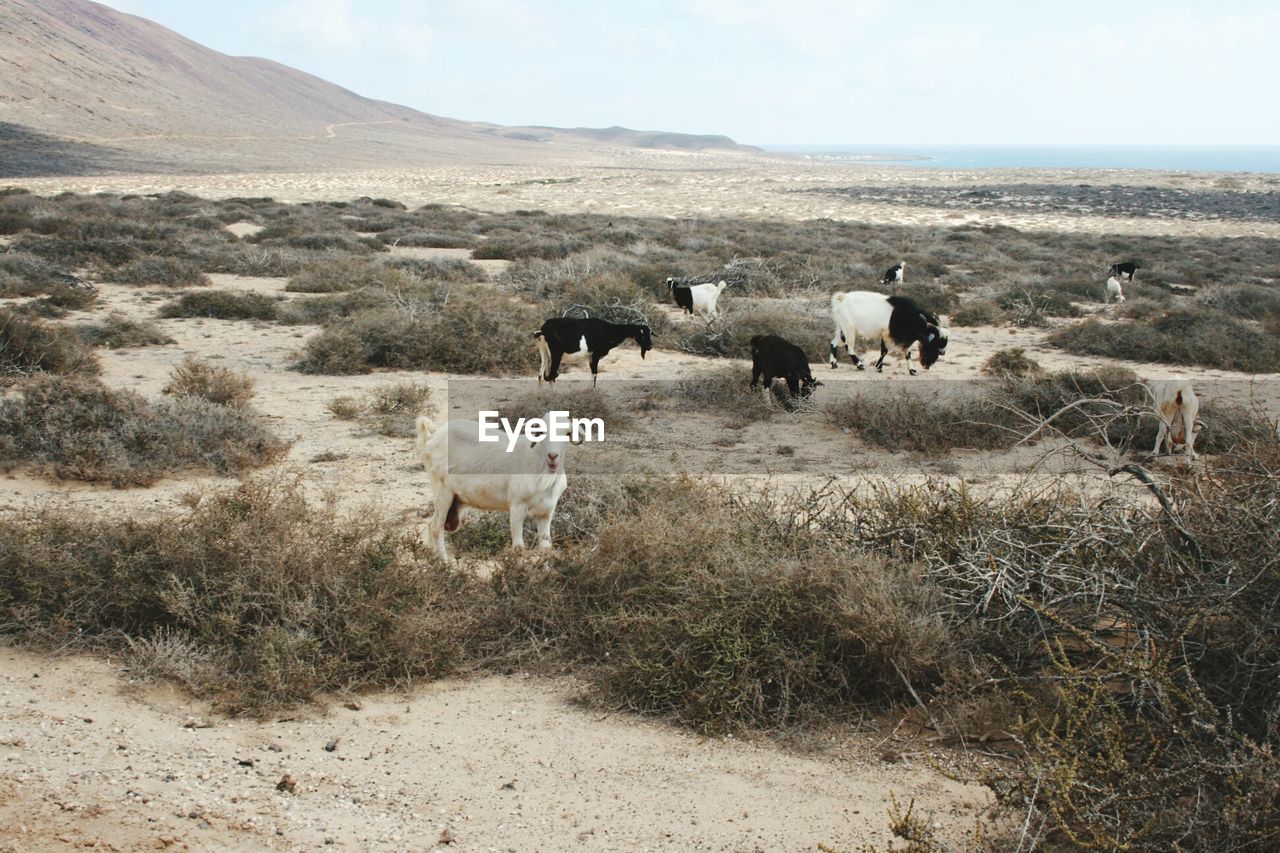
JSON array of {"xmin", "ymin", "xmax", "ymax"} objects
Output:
[
  {"xmin": 882, "ymin": 261, "xmax": 905, "ymax": 286},
  {"xmin": 534, "ymin": 317, "xmax": 652, "ymax": 386},
  {"xmin": 749, "ymin": 334, "xmax": 821, "ymax": 400},
  {"xmin": 829, "ymin": 291, "xmax": 947, "ymax": 376},
  {"xmin": 667, "ymin": 277, "xmax": 728, "ymax": 319},
  {"xmin": 1108, "ymin": 260, "xmax": 1141, "ymax": 281}
]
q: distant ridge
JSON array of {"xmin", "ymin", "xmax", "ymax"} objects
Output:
[{"xmin": 0, "ymin": 0, "xmax": 755, "ymax": 176}]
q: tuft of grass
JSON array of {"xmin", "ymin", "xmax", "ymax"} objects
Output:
[
  {"xmin": 674, "ymin": 299, "xmax": 831, "ymax": 361},
  {"xmin": 159, "ymin": 290, "xmax": 280, "ymax": 321},
  {"xmin": 0, "ymin": 374, "xmax": 284, "ymax": 486},
  {"xmin": 826, "ymin": 385, "xmax": 1020, "ymax": 453},
  {"xmin": 286, "ymin": 257, "xmax": 400, "ymax": 293},
  {"xmin": 982, "ymin": 347, "xmax": 1042, "ymax": 378},
  {"xmin": 102, "ymin": 257, "xmax": 210, "ymax": 287},
  {"xmin": 77, "ymin": 312, "xmax": 175, "ymax": 349},
  {"xmin": 1049, "ymin": 309, "xmax": 1280, "ymax": 372},
  {"xmin": 162, "ymin": 357, "xmax": 256, "ymax": 407},
  {"xmin": 0, "ymin": 308, "xmax": 100, "ymax": 377},
  {"xmin": 296, "ymin": 289, "xmax": 540, "ymax": 375}
]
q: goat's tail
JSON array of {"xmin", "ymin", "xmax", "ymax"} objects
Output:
[{"xmin": 414, "ymin": 412, "xmax": 438, "ymax": 462}]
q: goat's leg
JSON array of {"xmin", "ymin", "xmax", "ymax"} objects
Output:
[
  {"xmin": 903, "ymin": 346, "xmax": 916, "ymax": 376},
  {"xmin": 590, "ymin": 353, "xmax": 601, "ymax": 387},
  {"xmin": 509, "ymin": 504, "xmax": 527, "ymax": 549},
  {"xmin": 548, "ymin": 350, "xmax": 564, "ymax": 384},
  {"xmin": 1153, "ymin": 421, "xmax": 1168, "ymax": 456},
  {"xmin": 1183, "ymin": 410, "xmax": 1197, "ymax": 460},
  {"xmin": 874, "ymin": 340, "xmax": 888, "ymax": 372},
  {"xmin": 430, "ymin": 490, "xmax": 455, "ymax": 562},
  {"xmin": 532, "ymin": 510, "xmax": 553, "ymax": 551}
]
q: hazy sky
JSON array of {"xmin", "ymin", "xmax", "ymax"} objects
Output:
[{"xmin": 99, "ymin": 0, "xmax": 1278, "ymax": 146}]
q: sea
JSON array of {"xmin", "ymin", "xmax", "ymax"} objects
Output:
[{"xmin": 761, "ymin": 145, "xmax": 1280, "ymax": 174}]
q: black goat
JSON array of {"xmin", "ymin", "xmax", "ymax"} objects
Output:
[
  {"xmin": 750, "ymin": 334, "xmax": 821, "ymax": 400},
  {"xmin": 1108, "ymin": 260, "xmax": 1142, "ymax": 281},
  {"xmin": 534, "ymin": 318, "xmax": 652, "ymax": 386}
]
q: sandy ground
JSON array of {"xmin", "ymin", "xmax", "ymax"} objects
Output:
[
  {"xmin": 9, "ymin": 149, "xmax": 1280, "ymax": 239},
  {"xmin": 0, "ymin": 647, "xmax": 995, "ymax": 851},
  {"xmin": 4, "ymin": 155, "xmax": 1279, "ymax": 848}
]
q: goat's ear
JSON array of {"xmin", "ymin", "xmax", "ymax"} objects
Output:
[{"xmin": 927, "ymin": 332, "xmax": 936, "ymax": 342}]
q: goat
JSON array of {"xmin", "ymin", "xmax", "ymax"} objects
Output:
[
  {"xmin": 534, "ymin": 317, "xmax": 651, "ymax": 386},
  {"xmin": 667, "ymin": 277, "xmax": 728, "ymax": 319},
  {"xmin": 1105, "ymin": 276, "xmax": 1125, "ymax": 304},
  {"xmin": 1149, "ymin": 378, "xmax": 1202, "ymax": 460},
  {"xmin": 749, "ymin": 334, "xmax": 821, "ymax": 401},
  {"xmin": 1108, "ymin": 261, "xmax": 1141, "ymax": 281},
  {"xmin": 882, "ymin": 261, "xmax": 905, "ymax": 286},
  {"xmin": 415, "ymin": 410, "xmax": 582, "ymax": 561},
  {"xmin": 829, "ymin": 291, "xmax": 947, "ymax": 375}
]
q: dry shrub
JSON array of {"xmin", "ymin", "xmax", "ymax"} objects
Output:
[
  {"xmin": 827, "ymin": 384, "xmax": 1021, "ymax": 453},
  {"xmin": 77, "ymin": 312, "xmax": 175, "ymax": 348},
  {"xmin": 102, "ymin": 257, "xmax": 210, "ymax": 286},
  {"xmin": 286, "ymin": 257, "xmax": 399, "ymax": 293},
  {"xmin": 159, "ymin": 290, "xmax": 280, "ymax": 321},
  {"xmin": 0, "ymin": 307, "xmax": 99, "ymax": 377},
  {"xmin": 163, "ymin": 357, "xmax": 256, "ymax": 407},
  {"xmin": 484, "ymin": 478, "xmax": 954, "ymax": 732},
  {"xmin": 296, "ymin": 289, "xmax": 540, "ymax": 375},
  {"xmin": 0, "ymin": 477, "xmax": 481, "ymax": 712},
  {"xmin": 950, "ymin": 298, "xmax": 1008, "ymax": 327},
  {"xmin": 328, "ymin": 381, "xmax": 432, "ymax": 436},
  {"xmin": 1049, "ymin": 309, "xmax": 1280, "ymax": 373},
  {"xmin": 982, "ymin": 347, "xmax": 1042, "ymax": 378},
  {"xmin": 646, "ymin": 365, "xmax": 780, "ymax": 423},
  {"xmin": 674, "ymin": 298, "xmax": 831, "ymax": 360},
  {"xmin": 0, "ymin": 374, "xmax": 284, "ymax": 486}
]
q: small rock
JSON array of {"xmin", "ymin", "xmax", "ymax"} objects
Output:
[
  {"xmin": 500, "ymin": 781, "xmax": 516, "ymax": 790},
  {"xmin": 276, "ymin": 774, "xmax": 296, "ymax": 794},
  {"xmin": 237, "ymin": 758, "xmax": 254, "ymax": 768},
  {"xmin": 880, "ymin": 750, "xmax": 902, "ymax": 764},
  {"xmin": 324, "ymin": 739, "xmax": 339, "ymax": 752},
  {"xmin": 438, "ymin": 828, "xmax": 456, "ymax": 846},
  {"xmin": 267, "ymin": 743, "xmax": 283, "ymax": 753},
  {"xmin": 343, "ymin": 701, "xmax": 362, "ymax": 711}
]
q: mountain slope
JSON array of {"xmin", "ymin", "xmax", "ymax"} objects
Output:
[{"xmin": 0, "ymin": 0, "xmax": 755, "ymax": 176}]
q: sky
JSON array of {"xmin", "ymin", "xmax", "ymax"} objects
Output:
[{"xmin": 98, "ymin": 0, "xmax": 1279, "ymax": 147}]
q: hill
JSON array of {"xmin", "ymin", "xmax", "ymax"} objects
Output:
[{"xmin": 0, "ymin": 0, "xmax": 756, "ymax": 176}]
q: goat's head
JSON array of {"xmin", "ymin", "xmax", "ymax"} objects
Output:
[
  {"xmin": 919, "ymin": 324, "xmax": 948, "ymax": 370},
  {"xmin": 634, "ymin": 324, "xmax": 653, "ymax": 359},
  {"xmin": 799, "ymin": 375, "xmax": 823, "ymax": 398}
]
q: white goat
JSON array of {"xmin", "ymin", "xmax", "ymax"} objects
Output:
[
  {"xmin": 415, "ymin": 411, "xmax": 580, "ymax": 561},
  {"xmin": 1105, "ymin": 276, "xmax": 1125, "ymax": 304},
  {"xmin": 1149, "ymin": 378, "xmax": 1201, "ymax": 460},
  {"xmin": 668, "ymin": 278, "xmax": 728, "ymax": 319}
]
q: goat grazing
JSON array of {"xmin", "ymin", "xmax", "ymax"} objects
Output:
[
  {"xmin": 1105, "ymin": 276, "xmax": 1126, "ymax": 304},
  {"xmin": 415, "ymin": 410, "xmax": 582, "ymax": 561},
  {"xmin": 829, "ymin": 291, "xmax": 948, "ymax": 375},
  {"xmin": 535, "ymin": 317, "xmax": 652, "ymax": 386},
  {"xmin": 1109, "ymin": 260, "xmax": 1141, "ymax": 281},
  {"xmin": 667, "ymin": 278, "xmax": 728, "ymax": 319},
  {"xmin": 749, "ymin": 334, "xmax": 821, "ymax": 400},
  {"xmin": 1149, "ymin": 378, "xmax": 1202, "ymax": 460},
  {"xmin": 882, "ymin": 261, "xmax": 905, "ymax": 286}
]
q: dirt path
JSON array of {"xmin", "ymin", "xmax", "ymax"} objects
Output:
[{"xmin": 0, "ymin": 647, "xmax": 993, "ymax": 851}]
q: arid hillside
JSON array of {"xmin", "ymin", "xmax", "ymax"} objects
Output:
[{"xmin": 0, "ymin": 0, "xmax": 756, "ymax": 177}]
